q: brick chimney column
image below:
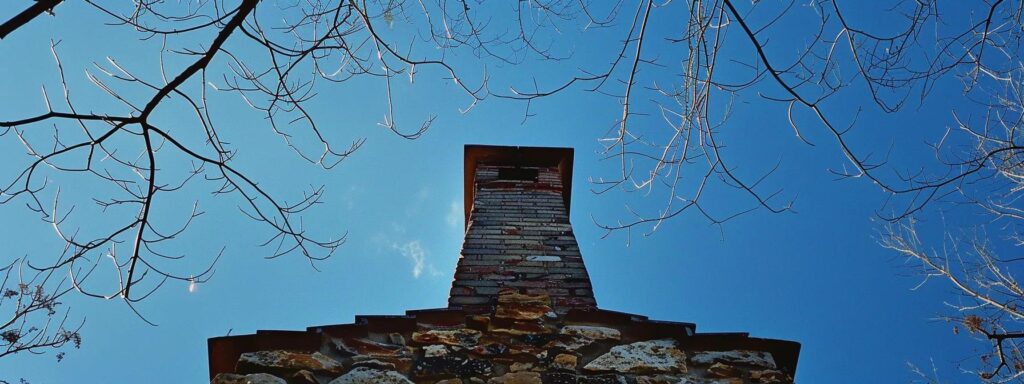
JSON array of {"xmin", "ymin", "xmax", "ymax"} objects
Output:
[{"xmin": 448, "ymin": 145, "xmax": 596, "ymax": 314}]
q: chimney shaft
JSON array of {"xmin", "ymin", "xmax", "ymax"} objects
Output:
[{"xmin": 449, "ymin": 145, "xmax": 596, "ymax": 314}]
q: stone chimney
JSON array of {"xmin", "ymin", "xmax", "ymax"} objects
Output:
[
  {"xmin": 450, "ymin": 145, "xmax": 595, "ymax": 313},
  {"xmin": 206, "ymin": 144, "xmax": 802, "ymax": 384}
]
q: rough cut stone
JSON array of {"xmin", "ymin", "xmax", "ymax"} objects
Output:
[
  {"xmin": 424, "ymin": 344, "xmax": 450, "ymax": 358},
  {"xmin": 521, "ymin": 334, "xmax": 555, "ymax": 347},
  {"xmin": 334, "ymin": 337, "xmax": 413, "ymax": 358},
  {"xmin": 509, "ymin": 362, "xmax": 535, "ymax": 372},
  {"xmin": 211, "ymin": 373, "xmax": 286, "ymax": 384},
  {"xmin": 237, "ymin": 350, "xmax": 345, "ymax": 375},
  {"xmin": 559, "ymin": 326, "xmax": 621, "ymax": 341},
  {"xmin": 491, "ymin": 321, "xmax": 552, "ymax": 336},
  {"xmin": 633, "ymin": 376, "xmax": 680, "ymax": 384},
  {"xmin": 552, "ymin": 354, "xmax": 578, "ymax": 370},
  {"xmin": 676, "ymin": 378, "xmax": 743, "ymax": 384},
  {"xmin": 576, "ymin": 375, "xmax": 626, "ymax": 384},
  {"xmin": 412, "ymin": 355, "xmax": 494, "ymax": 378},
  {"xmin": 390, "ymin": 333, "xmax": 407, "ymax": 346},
  {"xmin": 705, "ymin": 362, "xmax": 740, "ymax": 378},
  {"xmin": 351, "ymin": 355, "xmax": 412, "ymax": 373},
  {"xmin": 412, "ymin": 329, "xmax": 482, "ymax": 347},
  {"xmin": 495, "ymin": 302, "xmax": 552, "ymax": 321},
  {"xmin": 635, "ymin": 376, "xmax": 742, "ymax": 384},
  {"xmin": 550, "ymin": 325, "xmax": 623, "ymax": 350},
  {"xmin": 689, "ymin": 350, "xmax": 776, "ymax": 369},
  {"xmin": 470, "ymin": 315, "xmax": 491, "ymax": 329},
  {"xmin": 487, "ymin": 372, "xmax": 542, "ymax": 384},
  {"xmin": 471, "ymin": 342, "xmax": 508, "ymax": 356},
  {"xmin": 540, "ymin": 372, "xmax": 576, "ymax": 384},
  {"xmin": 328, "ymin": 367, "xmax": 414, "ymax": 384},
  {"xmin": 497, "ymin": 290, "xmax": 550, "ymax": 305},
  {"xmin": 290, "ymin": 370, "xmax": 318, "ymax": 384},
  {"xmin": 582, "ymin": 339, "xmax": 686, "ymax": 374},
  {"xmin": 351, "ymin": 358, "xmax": 397, "ymax": 371},
  {"xmin": 499, "ymin": 344, "xmax": 543, "ymax": 363},
  {"xmin": 750, "ymin": 369, "xmax": 790, "ymax": 383}
]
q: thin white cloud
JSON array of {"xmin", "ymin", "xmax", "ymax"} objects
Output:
[
  {"xmin": 394, "ymin": 240, "xmax": 427, "ymax": 278},
  {"xmin": 446, "ymin": 200, "xmax": 461, "ymax": 228}
]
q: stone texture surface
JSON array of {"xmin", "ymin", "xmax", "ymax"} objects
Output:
[
  {"xmin": 583, "ymin": 339, "xmax": 687, "ymax": 374},
  {"xmin": 212, "ymin": 289, "xmax": 792, "ymax": 383},
  {"xmin": 560, "ymin": 325, "xmax": 622, "ymax": 341},
  {"xmin": 488, "ymin": 372, "xmax": 542, "ymax": 384},
  {"xmin": 237, "ymin": 350, "xmax": 345, "ymax": 375},
  {"xmin": 552, "ymin": 353, "xmax": 579, "ymax": 370},
  {"xmin": 335, "ymin": 337, "xmax": 413, "ymax": 358},
  {"xmin": 291, "ymin": 370, "xmax": 319, "ymax": 384},
  {"xmin": 706, "ymin": 362, "xmax": 740, "ymax": 378},
  {"xmin": 689, "ymin": 351, "xmax": 776, "ymax": 369},
  {"xmin": 211, "ymin": 373, "xmax": 287, "ymax": 384},
  {"xmin": 679, "ymin": 378, "xmax": 743, "ymax": 384},
  {"xmin": 495, "ymin": 290, "xmax": 553, "ymax": 321},
  {"xmin": 328, "ymin": 367, "xmax": 414, "ymax": 384},
  {"xmin": 750, "ymin": 370, "xmax": 789, "ymax": 383},
  {"xmin": 412, "ymin": 328, "xmax": 482, "ymax": 347}
]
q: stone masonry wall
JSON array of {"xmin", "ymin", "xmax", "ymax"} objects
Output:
[
  {"xmin": 449, "ymin": 165, "xmax": 596, "ymax": 314},
  {"xmin": 211, "ymin": 290, "xmax": 795, "ymax": 384}
]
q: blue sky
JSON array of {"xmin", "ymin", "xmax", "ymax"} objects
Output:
[{"xmin": 0, "ymin": 1, "xmax": 997, "ymax": 383}]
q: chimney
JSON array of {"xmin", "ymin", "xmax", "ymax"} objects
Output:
[
  {"xmin": 206, "ymin": 144, "xmax": 802, "ymax": 383},
  {"xmin": 449, "ymin": 145, "xmax": 596, "ymax": 314}
]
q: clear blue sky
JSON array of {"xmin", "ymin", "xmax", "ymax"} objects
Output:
[{"xmin": 0, "ymin": 1, "xmax": 990, "ymax": 383}]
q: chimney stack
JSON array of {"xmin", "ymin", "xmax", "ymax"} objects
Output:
[{"xmin": 449, "ymin": 145, "xmax": 596, "ymax": 313}]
